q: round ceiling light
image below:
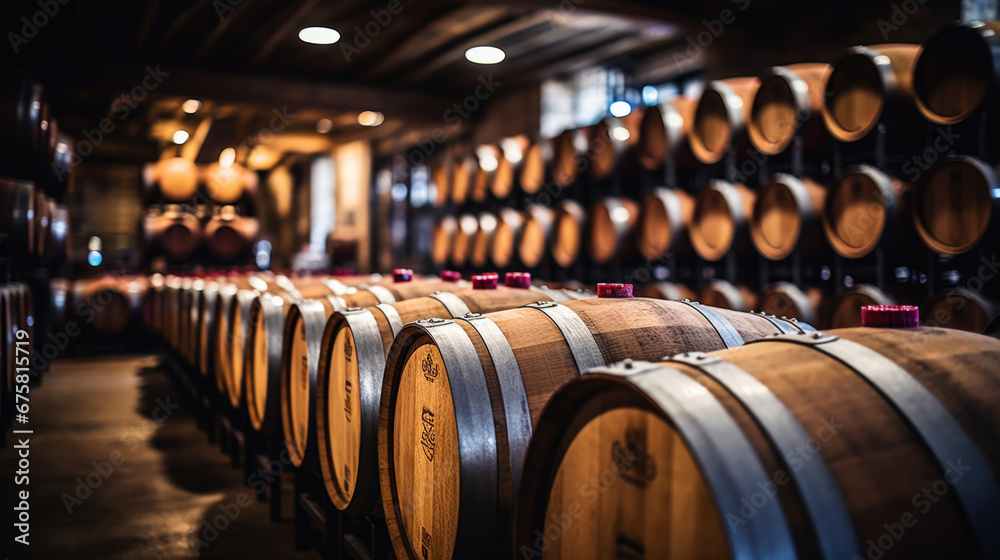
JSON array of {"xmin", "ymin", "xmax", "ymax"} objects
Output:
[
  {"xmin": 299, "ymin": 27, "xmax": 341, "ymax": 45},
  {"xmin": 465, "ymin": 46, "xmax": 505, "ymax": 65},
  {"xmin": 172, "ymin": 130, "xmax": 189, "ymax": 144},
  {"xmin": 182, "ymin": 99, "xmax": 201, "ymax": 114},
  {"xmin": 358, "ymin": 111, "xmax": 384, "ymax": 126}
]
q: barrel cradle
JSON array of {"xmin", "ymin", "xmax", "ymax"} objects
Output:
[
  {"xmin": 316, "ymin": 284, "xmax": 583, "ymax": 514},
  {"xmin": 377, "ymin": 296, "xmax": 813, "ymax": 560},
  {"xmin": 515, "ymin": 325, "xmax": 1000, "ymax": 560}
]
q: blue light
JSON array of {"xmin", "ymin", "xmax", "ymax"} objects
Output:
[
  {"xmin": 88, "ymin": 250, "xmax": 103, "ymax": 267},
  {"xmin": 992, "ymin": 188, "xmax": 1000, "ymax": 199},
  {"xmin": 27, "ymin": 316, "xmax": 34, "ymax": 327},
  {"xmin": 642, "ymin": 86, "xmax": 659, "ymax": 106}
]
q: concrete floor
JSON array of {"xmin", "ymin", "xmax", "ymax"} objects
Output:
[{"xmin": 1, "ymin": 355, "xmax": 315, "ymax": 559}]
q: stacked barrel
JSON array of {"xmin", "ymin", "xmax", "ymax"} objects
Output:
[{"xmin": 142, "ymin": 157, "xmax": 260, "ymax": 264}]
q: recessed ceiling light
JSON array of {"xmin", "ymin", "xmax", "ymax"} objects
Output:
[
  {"xmin": 182, "ymin": 99, "xmax": 201, "ymax": 114},
  {"xmin": 609, "ymin": 100, "xmax": 631, "ymax": 118},
  {"xmin": 358, "ymin": 111, "xmax": 384, "ymax": 126},
  {"xmin": 316, "ymin": 118, "xmax": 333, "ymax": 133},
  {"xmin": 172, "ymin": 130, "xmax": 189, "ymax": 144},
  {"xmin": 465, "ymin": 46, "xmax": 505, "ymax": 64},
  {"xmin": 299, "ymin": 26, "xmax": 341, "ymax": 45}
]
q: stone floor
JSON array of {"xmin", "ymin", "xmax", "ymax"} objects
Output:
[{"xmin": 1, "ymin": 354, "xmax": 314, "ymax": 559}]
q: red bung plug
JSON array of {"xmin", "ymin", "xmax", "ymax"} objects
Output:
[{"xmin": 861, "ymin": 305, "xmax": 919, "ymax": 328}]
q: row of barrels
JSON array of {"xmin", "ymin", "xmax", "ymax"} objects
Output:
[
  {"xmin": 1, "ymin": 284, "xmax": 34, "ymax": 427},
  {"xmin": 433, "ymin": 153, "xmax": 998, "ymax": 267},
  {"xmin": 143, "ymin": 205, "xmax": 260, "ymax": 262},
  {"xmin": 0, "ymin": 176, "xmax": 71, "ymax": 263},
  {"xmin": 643, "ymin": 280, "xmax": 997, "ymax": 334},
  {"xmin": 428, "ymin": 21, "xmax": 1000, "ymax": 206},
  {"xmin": 1, "ymin": 73, "xmax": 75, "ymax": 193},
  {"xmin": 150, "ymin": 269, "xmax": 1000, "ymax": 560},
  {"xmin": 143, "ymin": 157, "xmax": 259, "ymax": 205}
]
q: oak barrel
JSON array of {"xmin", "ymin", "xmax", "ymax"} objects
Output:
[
  {"xmin": 520, "ymin": 138, "xmax": 549, "ymax": 195},
  {"xmin": 491, "ymin": 208, "xmax": 523, "ymax": 269},
  {"xmin": 378, "ymin": 296, "xmax": 813, "ymax": 559},
  {"xmin": 450, "ymin": 214, "xmax": 478, "ymax": 267},
  {"xmin": 751, "ymin": 174, "xmax": 826, "ymax": 260},
  {"xmin": 515, "ymin": 325, "xmax": 1000, "ymax": 560},
  {"xmin": 551, "ymin": 200, "xmax": 585, "ymax": 268},
  {"xmin": 925, "ymin": 288, "xmax": 997, "ymax": 333},
  {"xmin": 430, "ymin": 216, "xmax": 456, "ymax": 268},
  {"xmin": 157, "ymin": 157, "xmax": 200, "ymax": 202},
  {"xmin": 690, "ymin": 77, "xmax": 759, "ymax": 165},
  {"xmin": 699, "ymin": 279, "xmax": 758, "ymax": 312},
  {"xmin": 823, "ymin": 165, "xmax": 910, "ymax": 259},
  {"xmin": 759, "ymin": 282, "xmax": 824, "ymax": 327},
  {"xmin": 637, "ymin": 187, "xmax": 694, "ymax": 259},
  {"xmin": 204, "ymin": 206, "xmax": 260, "ymax": 262},
  {"xmin": 913, "ymin": 155, "xmax": 998, "ymax": 255},
  {"xmin": 589, "ymin": 197, "xmax": 639, "ymax": 264},
  {"xmin": 828, "ymin": 284, "xmax": 896, "ymax": 328},
  {"xmin": 913, "ymin": 21, "xmax": 1000, "ymax": 125},
  {"xmin": 519, "ymin": 205, "xmax": 556, "ymax": 269},
  {"xmin": 635, "ymin": 282, "xmax": 697, "ymax": 301},
  {"xmin": 470, "ymin": 213, "xmax": 498, "ymax": 269},
  {"xmin": 637, "ymin": 97, "xmax": 697, "ymax": 170},
  {"xmin": 749, "ymin": 63, "xmax": 830, "ymax": 155},
  {"xmin": 690, "ymin": 180, "xmax": 755, "ymax": 261}
]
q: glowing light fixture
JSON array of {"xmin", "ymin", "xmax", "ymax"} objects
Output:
[
  {"xmin": 465, "ymin": 46, "xmax": 505, "ymax": 64},
  {"xmin": 609, "ymin": 100, "xmax": 632, "ymax": 118},
  {"xmin": 172, "ymin": 130, "xmax": 190, "ymax": 144},
  {"xmin": 612, "ymin": 127, "xmax": 630, "ymax": 142},
  {"xmin": 182, "ymin": 99, "xmax": 201, "ymax": 114},
  {"xmin": 299, "ymin": 26, "xmax": 341, "ymax": 45},
  {"xmin": 316, "ymin": 118, "xmax": 333, "ymax": 133},
  {"xmin": 358, "ymin": 111, "xmax": 384, "ymax": 126},
  {"xmin": 219, "ymin": 147, "xmax": 236, "ymax": 168}
]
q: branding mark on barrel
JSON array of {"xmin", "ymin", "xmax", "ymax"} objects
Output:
[
  {"xmin": 421, "ymin": 353, "xmax": 439, "ymax": 382},
  {"xmin": 344, "ymin": 380, "xmax": 353, "ymax": 422},
  {"xmin": 613, "ymin": 433, "xmax": 656, "ymax": 488},
  {"xmin": 616, "ymin": 534, "xmax": 645, "ymax": 559},
  {"xmin": 344, "ymin": 335, "xmax": 353, "ymax": 360},
  {"xmin": 421, "ymin": 527, "xmax": 432, "ymax": 559},
  {"xmin": 420, "ymin": 407, "xmax": 436, "ymax": 462}
]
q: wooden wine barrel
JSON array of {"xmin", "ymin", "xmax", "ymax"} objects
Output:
[
  {"xmin": 278, "ymin": 278, "xmax": 468, "ymax": 465},
  {"xmin": 690, "ymin": 77, "xmax": 759, "ymax": 165},
  {"xmin": 157, "ymin": 157, "xmax": 200, "ymax": 202},
  {"xmin": 176, "ymin": 277, "xmax": 196, "ymax": 359},
  {"xmin": 430, "ymin": 159, "xmax": 451, "ymax": 206},
  {"xmin": 491, "ymin": 209, "xmax": 522, "ymax": 269},
  {"xmin": 204, "ymin": 206, "xmax": 260, "ymax": 262},
  {"xmin": 203, "ymin": 163, "xmax": 254, "ymax": 204},
  {"xmin": 519, "ymin": 205, "xmax": 556, "ymax": 268},
  {"xmin": 43, "ymin": 133, "xmax": 74, "ymax": 197},
  {"xmin": 589, "ymin": 198, "xmax": 639, "ymax": 264},
  {"xmin": 491, "ymin": 142, "xmax": 519, "ymax": 199},
  {"xmin": 913, "ymin": 155, "xmax": 998, "ymax": 255},
  {"xmin": 315, "ymin": 284, "xmax": 585, "ymax": 513},
  {"xmin": 759, "ymin": 281, "xmax": 825, "ymax": 327},
  {"xmin": 470, "ymin": 213, "xmax": 497, "ymax": 269},
  {"xmin": 145, "ymin": 205, "xmax": 202, "ymax": 261},
  {"xmin": 45, "ymin": 201, "xmax": 69, "ymax": 263},
  {"xmin": 33, "ymin": 191, "xmax": 51, "ymax": 258},
  {"xmin": 552, "ymin": 129, "xmax": 584, "ymax": 188},
  {"xmin": 637, "ymin": 187, "xmax": 694, "ymax": 259},
  {"xmin": 750, "ymin": 63, "xmax": 830, "ymax": 156},
  {"xmin": 450, "ymin": 157, "xmax": 473, "ymax": 205},
  {"xmin": 699, "ymin": 279, "xmax": 758, "ymax": 312},
  {"xmin": 49, "ymin": 278, "xmax": 71, "ymax": 335},
  {"xmin": 636, "ymin": 281, "xmax": 697, "ymax": 301},
  {"xmin": 0, "ymin": 178, "xmax": 35, "ymax": 258},
  {"xmin": 471, "ymin": 156, "xmax": 491, "ymax": 203},
  {"xmin": 0, "ymin": 76, "xmax": 43, "ymax": 180},
  {"xmin": 823, "ymin": 165, "xmax": 910, "ymax": 259},
  {"xmin": 451, "ymin": 214, "xmax": 478, "ymax": 267},
  {"xmin": 637, "ymin": 97, "xmax": 697, "ymax": 170},
  {"xmin": 588, "ymin": 118, "xmax": 628, "ymax": 180},
  {"xmin": 72, "ymin": 275, "xmax": 144, "ymax": 335},
  {"xmin": 551, "ymin": 200, "xmax": 585, "ymax": 267},
  {"xmin": 430, "ymin": 216, "xmax": 456, "ymax": 268},
  {"xmin": 828, "ymin": 284, "xmax": 896, "ymax": 328},
  {"xmin": 913, "ymin": 21, "xmax": 1000, "ymax": 125},
  {"xmin": 823, "ymin": 44, "xmax": 920, "ymax": 143},
  {"xmin": 751, "ymin": 174, "xmax": 826, "ymax": 260},
  {"xmin": 925, "ymin": 287, "xmax": 997, "ymax": 333},
  {"xmin": 378, "ymin": 296, "xmax": 815, "ymax": 560},
  {"xmin": 520, "ymin": 138, "xmax": 548, "ymax": 195},
  {"xmin": 515, "ymin": 325, "xmax": 1000, "ymax": 560},
  {"xmin": 690, "ymin": 180, "xmax": 755, "ymax": 261}
]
